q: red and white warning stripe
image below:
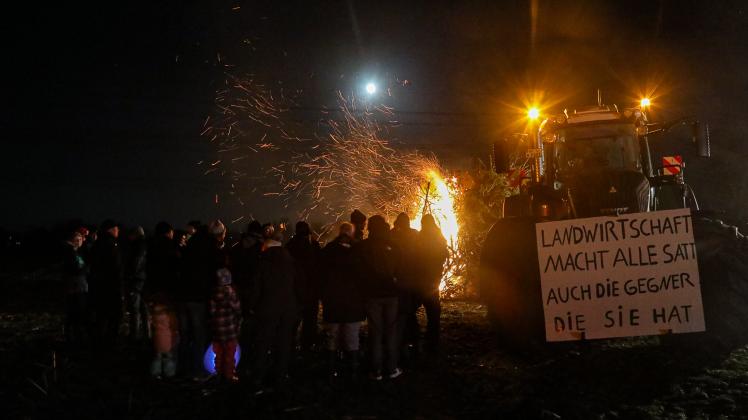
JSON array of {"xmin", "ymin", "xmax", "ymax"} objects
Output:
[{"xmin": 662, "ymin": 155, "xmax": 683, "ymax": 175}]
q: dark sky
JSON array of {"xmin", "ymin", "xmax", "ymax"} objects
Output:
[{"xmin": 5, "ymin": 0, "xmax": 748, "ymax": 231}]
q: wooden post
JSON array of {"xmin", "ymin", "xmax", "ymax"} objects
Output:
[{"xmin": 422, "ymin": 181, "xmax": 432, "ymax": 215}]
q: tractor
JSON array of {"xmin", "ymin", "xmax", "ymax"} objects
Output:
[{"xmin": 479, "ymin": 95, "xmax": 748, "ymax": 349}]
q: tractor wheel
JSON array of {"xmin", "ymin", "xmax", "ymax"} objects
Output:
[{"xmin": 663, "ymin": 216, "xmax": 748, "ymax": 354}]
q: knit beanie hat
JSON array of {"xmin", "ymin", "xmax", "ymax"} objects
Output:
[
  {"xmin": 208, "ymin": 220, "xmax": 226, "ymax": 235},
  {"xmin": 350, "ymin": 209, "xmax": 367, "ymax": 225}
]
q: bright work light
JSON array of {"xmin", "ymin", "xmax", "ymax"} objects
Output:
[{"xmin": 527, "ymin": 107, "xmax": 540, "ymax": 120}]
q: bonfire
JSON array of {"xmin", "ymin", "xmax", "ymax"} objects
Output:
[{"xmin": 205, "ymin": 73, "xmax": 468, "ymax": 296}]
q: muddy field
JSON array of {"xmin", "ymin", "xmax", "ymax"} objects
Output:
[{"xmin": 3, "ymin": 269, "xmax": 748, "ymax": 419}]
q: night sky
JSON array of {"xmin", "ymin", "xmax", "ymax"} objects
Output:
[{"xmin": 5, "ymin": 0, "xmax": 748, "ymax": 231}]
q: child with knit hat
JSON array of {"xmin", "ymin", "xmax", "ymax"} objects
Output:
[{"xmin": 209, "ymin": 268, "xmax": 242, "ymax": 382}]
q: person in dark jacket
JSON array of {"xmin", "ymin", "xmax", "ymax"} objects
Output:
[
  {"xmin": 62, "ymin": 230, "xmax": 89, "ymax": 349},
  {"xmin": 146, "ymin": 222, "xmax": 180, "ymax": 298},
  {"xmin": 230, "ymin": 220, "xmax": 264, "ymax": 307},
  {"xmin": 77, "ymin": 226, "xmax": 95, "ymax": 264},
  {"xmin": 416, "ymin": 214, "xmax": 449, "ymax": 350},
  {"xmin": 88, "ymin": 219, "xmax": 123, "ymax": 348},
  {"xmin": 125, "ymin": 226, "xmax": 148, "ymax": 341},
  {"xmin": 285, "ymin": 221, "xmax": 321, "ymax": 351},
  {"xmin": 179, "ymin": 220, "xmax": 229, "ymax": 378},
  {"xmin": 350, "ymin": 209, "xmax": 367, "ymax": 243},
  {"xmin": 230, "ymin": 221, "xmax": 265, "ymax": 376},
  {"xmin": 185, "ymin": 220, "xmax": 201, "ymax": 244},
  {"xmin": 320, "ymin": 222, "xmax": 364, "ymax": 377},
  {"xmin": 357, "ymin": 215, "xmax": 402, "ymax": 380},
  {"xmin": 261, "ymin": 223, "xmax": 275, "ymax": 243},
  {"xmin": 249, "ymin": 230, "xmax": 298, "ymax": 393},
  {"xmin": 390, "ymin": 212, "xmax": 421, "ymax": 357}
]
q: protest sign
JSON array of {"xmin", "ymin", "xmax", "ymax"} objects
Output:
[{"xmin": 536, "ymin": 208, "xmax": 704, "ymax": 341}]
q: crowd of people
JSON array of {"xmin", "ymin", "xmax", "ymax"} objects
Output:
[{"xmin": 59, "ymin": 210, "xmax": 448, "ymax": 393}]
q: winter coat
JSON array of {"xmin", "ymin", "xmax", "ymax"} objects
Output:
[
  {"xmin": 229, "ymin": 232, "xmax": 263, "ymax": 301},
  {"xmin": 179, "ymin": 232, "xmax": 229, "ymax": 302},
  {"xmin": 390, "ymin": 226, "xmax": 420, "ymax": 292},
  {"xmin": 209, "ymin": 284, "xmax": 242, "ymax": 342},
  {"xmin": 250, "ymin": 241, "xmax": 297, "ymax": 317},
  {"xmin": 151, "ymin": 302, "xmax": 178, "ymax": 353},
  {"xmin": 321, "ymin": 235, "xmax": 365, "ymax": 323},
  {"xmin": 88, "ymin": 233, "xmax": 123, "ymax": 302},
  {"xmin": 286, "ymin": 234, "xmax": 321, "ymax": 304},
  {"xmin": 146, "ymin": 235, "xmax": 181, "ymax": 298},
  {"xmin": 62, "ymin": 242, "xmax": 88, "ymax": 294},
  {"xmin": 355, "ymin": 235, "xmax": 401, "ymax": 299},
  {"xmin": 417, "ymin": 229, "xmax": 449, "ymax": 293},
  {"xmin": 125, "ymin": 237, "xmax": 147, "ymax": 291}
]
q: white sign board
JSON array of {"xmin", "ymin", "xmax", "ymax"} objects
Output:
[{"xmin": 536, "ymin": 208, "xmax": 704, "ymax": 341}]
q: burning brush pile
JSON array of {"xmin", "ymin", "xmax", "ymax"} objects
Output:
[{"xmin": 202, "ymin": 73, "xmax": 490, "ymax": 297}]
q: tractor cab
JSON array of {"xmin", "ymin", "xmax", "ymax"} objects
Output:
[{"xmin": 495, "ymin": 101, "xmax": 710, "ymax": 221}]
